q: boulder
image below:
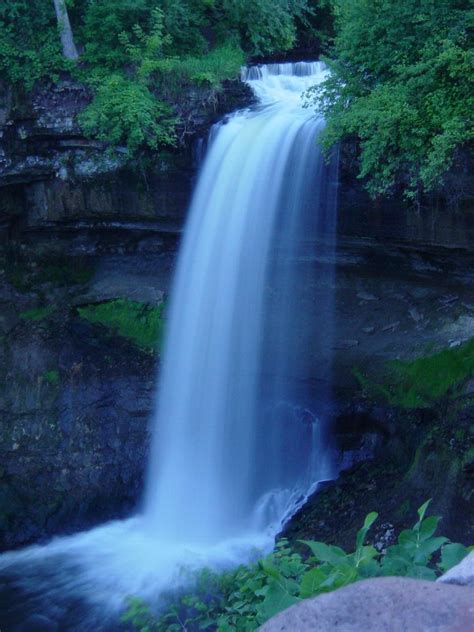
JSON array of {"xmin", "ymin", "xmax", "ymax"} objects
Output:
[
  {"xmin": 259, "ymin": 577, "xmax": 474, "ymax": 632},
  {"xmin": 438, "ymin": 551, "xmax": 474, "ymax": 587}
]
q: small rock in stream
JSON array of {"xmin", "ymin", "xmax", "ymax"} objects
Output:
[
  {"xmin": 357, "ymin": 291, "xmax": 379, "ymax": 301},
  {"xmin": 333, "ymin": 339, "xmax": 359, "ymax": 349},
  {"xmin": 408, "ymin": 307, "xmax": 423, "ymax": 322},
  {"xmin": 381, "ymin": 321, "xmax": 400, "ymax": 332}
]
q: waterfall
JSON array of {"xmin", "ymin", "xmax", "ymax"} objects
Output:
[
  {"xmin": 0, "ymin": 61, "xmax": 338, "ymax": 629},
  {"xmin": 145, "ymin": 60, "xmax": 337, "ymax": 544}
]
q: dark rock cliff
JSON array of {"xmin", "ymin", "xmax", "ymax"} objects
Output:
[
  {"xmin": 0, "ymin": 74, "xmax": 473, "ymax": 551},
  {"xmin": 0, "ymin": 76, "xmax": 253, "ymax": 237}
]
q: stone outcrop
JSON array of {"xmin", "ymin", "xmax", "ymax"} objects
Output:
[
  {"xmin": 0, "ymin": 76, "xmax": 253, "ymax": 235},
  {"xmin": 439, "ymin": 552, "xmax": 474, "ymax": 587},
  {"xmin": 259, "ymin": 577, "xmax": 474, "ymax": 632},
  {"xmin": 0, "ymin": 254, "xmax": 158, "ymax": 550}
]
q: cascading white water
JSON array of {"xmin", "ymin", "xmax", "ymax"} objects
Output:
[
  {"xmin": 0, "ymin": 61, "xmax": 338, "ymax": 629},
  {"xmin": 145, "ymin": 61, "xmax": 337, "ymax": 544}
]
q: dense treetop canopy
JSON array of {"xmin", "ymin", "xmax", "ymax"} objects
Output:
[
  {"xmin": 311, "ymin": 0, "xmax": 474, "ymax": 200},
  {"xmin": 0, "ymin": 1, "xmax": 472, "ymax": 200},
  {"xmin": 0, "ymin": 0, "xmax": 319, "ymax": 152}
]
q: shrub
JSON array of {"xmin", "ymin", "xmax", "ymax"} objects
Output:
[
  {"xmin": 122, "ymin": 501, "xmax": 471, "ymax": 631},
  {"xmin": 79, "ymin": 74, "xmax": 176, "ymax": 153},
  {"xmin": 308, "ymin": 0, "xmax": 474, "ymax": 200},
  {"xmin": 0, "ymin": 1, "xmax": 65, "ymax": 88}
]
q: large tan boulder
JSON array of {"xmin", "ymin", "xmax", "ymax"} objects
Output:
[
  {"xmin": 258, "ymin": 577, "xmax": 474, "ymax": 632},
  {"xmin": 438, "ymin": 551, "xmax": 474, "ymax": 587}
]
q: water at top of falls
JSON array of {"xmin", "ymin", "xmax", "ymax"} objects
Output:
[
  {"xmin": 0, "ymin": 61, "xmax": 338, "ymax": 629},
  {"xmin": 241, "ymin": 61, "xmax": 328, "ymax": 105}
]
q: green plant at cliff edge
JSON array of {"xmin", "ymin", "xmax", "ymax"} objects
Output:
[{"xmin": 122, "ymin": 500, "xmax": 471, "ymax": 631}]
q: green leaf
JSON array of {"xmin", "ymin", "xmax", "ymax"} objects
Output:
[
  {"xmin": 416, "ymin": 499, "xmax": 432, "ymax": 524},
  {"xmin": 299, "ymin": 541, "xmax": 347, "ymax": 565},
  {"xmin": 356, "ymin": 512, "xmax": 378, "ymax": 551},
  {"xmin": 398, "ymin": 529, "xmax": 418, "ymax": 547},
  {"xmin": 419, "ymin": 516, "xmax": 441, "ymax": 541},
  {"xmin": 254, "ymin": 586, "xmax": 269, "ymax": 597},
  {"xmin": 355, "ymin": 545, "xmax": 378, "ymax": 568},
  {"xmin": 257, "ymin": 582, "xmax": 300, "ymax": 624},
  {"xmin": 259, "ymin": 559, "xmax": 282, "ymax": 582},
  {"xmin": 320, "ymin": 564, "xmax": 358, "ymax": 591},
  {"xmin": 406, "ymin": 565, "xmax": 437, "ymax": 581},
  {"xmin": 358, "ymin": 559, "xmax": 380, "ymax": 578},
  {"xmin": 380, "ymin": 555, "xmax": 410, "ymax": 576},
  {"xmin": 438, "ymin": 543, "xmax": 469, "ymax": 573},
  {"xmin": 413, "ymin": 536, "xmax": 448, "ymax": 564},
  {"xmin": 299, "ymin": 567, "xmax": 328, "ymax": 598}
]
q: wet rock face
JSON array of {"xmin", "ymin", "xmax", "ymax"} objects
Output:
[
  {"xmin": 0, "ymin": 77, "xmax": 190, "ymax": 232},
  {"xmin": 0, "ymin": 256, "xmax": 157, "ymax": 551},
  {"xmin": 0, "ymin": 76, "xmax": 253, "ymax": 234}
]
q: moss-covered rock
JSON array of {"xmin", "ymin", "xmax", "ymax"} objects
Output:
[
  {"xmin": 354, "ymin": 338, "xmax": 474, "ymax": 409},
  {"xmin": 77, "ymin": 298, "xmax": 165, "ymax": 353},
  {"xmin": 0, "ymin": 251, "xmax": 158, "ymax": 550}
]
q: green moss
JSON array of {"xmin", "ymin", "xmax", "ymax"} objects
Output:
[
  {"xmin": 43, "ymin": 370, "xmax": 60, "ymax": 385},
  {"xmin": 463, "ymin": 447, "xmax": 474, "ymax": 467},
  {"xmin": 355, "ymin": 338, "xmax": 474, "ymax": 409},
  {"xmin": 77, "ymin": 298, "xmax": 164, "ymax": 353},
  {"xmin": 20, "ymin": 305, "xmax": 57, "ymax": 321},
  {"xmin": 156, "ymin": 43, "xmax": 246, "ymax": 91}
]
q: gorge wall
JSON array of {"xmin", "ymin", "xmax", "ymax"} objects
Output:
[{"xmin": 1, "ymin": 76, "xmax": 473, "ymax": 551}]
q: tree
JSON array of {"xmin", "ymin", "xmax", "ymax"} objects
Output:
[
  {"xmin": 52, "ymin": 0, "xmax": 78, "ymax": 59},
  {"xmin": 311, "ymin": 0, "xmax": 474, "ymax": 201}
]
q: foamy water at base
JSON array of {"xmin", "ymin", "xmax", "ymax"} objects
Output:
[{"xmin": 0, "ymin": 518, "xmax": 274, "ymax": 629}]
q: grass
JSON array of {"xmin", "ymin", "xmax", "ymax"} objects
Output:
[
  {"xmin": 354, "ymin": 337, "xmax": 474, "ymax": 409},
  {"xmin": 154, "ymin": 43, "xmax": 245, "ymax": 90},
  {"xmin": 20, "ymin": 305, "xmax": 57, "ymax": 322},
  {"xmin": 77, "ymin": 298, "xmax": 164, "ymax": 353}
]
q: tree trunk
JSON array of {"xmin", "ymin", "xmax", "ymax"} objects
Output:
[{"xmin": 52, "ymin": 0, "xmax": 79, "ymax": 60}]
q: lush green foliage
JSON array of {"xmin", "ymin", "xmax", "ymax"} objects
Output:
[
  {"xmin": 123, "ymin": 501, "xmax": 471, "ymax": 631},
  {"xmin": 78, "ymin": 0, "xmax": 312, "ymax": 63},
  {"xmin": 77, "ymin": 298, "xmax": 164, "ymax": 353},
  {"xmin": 78, "ymin": 73, "xmax": 176, "ymax": 153},
  {"xmin": 215, "ymin": 0, "xmax": 310, "ymax": 56},
  {"xmin": 75, "ymin": 0, "xmax": 310, "ymax": 152},
  {"xmin": 0, "ymin": 1, "xmax": 65, "ymax": 89},
  {"xmin": 354, "ymin": 337, "xmax": 474, "ymax": 409},
  {"xmin": 310, "ymin": 0, "xmax": 474, "ymax": 199},
  {"xmin": 1, "ymin": 0, "xmax": 317, "ymax": 153}
]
